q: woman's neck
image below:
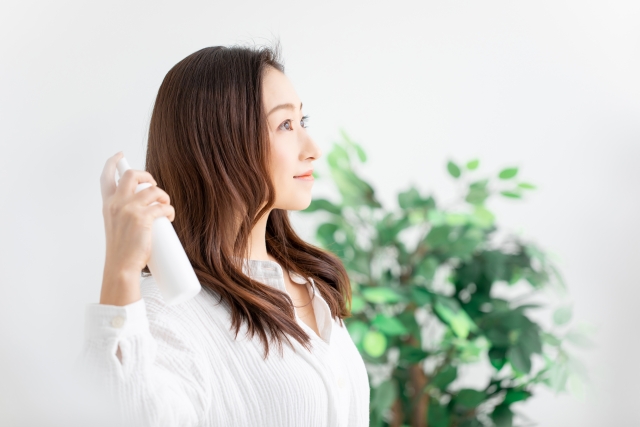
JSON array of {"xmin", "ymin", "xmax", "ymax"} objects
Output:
[{"xmin": 247, "ymin": 210, "xmax": 273, "ymax": 262}]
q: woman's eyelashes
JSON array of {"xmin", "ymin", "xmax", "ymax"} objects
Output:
[{"xmin": 279, "ymin": 115, "xmax": 310, "ymax": 131}]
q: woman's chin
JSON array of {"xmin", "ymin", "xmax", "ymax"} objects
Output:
[{"xmin": 280, "ymin": 197, "xmax": 313, "ymax": 211}]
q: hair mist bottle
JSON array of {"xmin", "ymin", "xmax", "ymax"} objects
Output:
[{"xmin": 116, "ymin": 157, "xmax": 202, "ymax": 306}]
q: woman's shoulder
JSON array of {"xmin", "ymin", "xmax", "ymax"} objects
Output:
[
  {"xmin": 139, "ymin": 274, "xmax": 228, "ymax": 325},
  {"xmin": 139, "ymin": 275, "xmax": 235, "ymax": 351}
]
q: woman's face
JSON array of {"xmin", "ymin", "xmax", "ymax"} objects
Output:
[{"xmin": 262, "ymin": 66, "xmax": 321, "ymax": 211}]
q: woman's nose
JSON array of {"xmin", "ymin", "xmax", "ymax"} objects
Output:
[{"xmin": 305, "ymin": 135, "xmax": 322, "ymax": 160}]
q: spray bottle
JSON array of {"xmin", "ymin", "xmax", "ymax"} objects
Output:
[{"xmin": 116, "ymin": 156, "xmax": 202, "ymax": 306}]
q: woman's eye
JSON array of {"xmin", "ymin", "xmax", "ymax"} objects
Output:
[{"xmin": 279, "ymin": 115, "xmax": 310, "ymax": 131}]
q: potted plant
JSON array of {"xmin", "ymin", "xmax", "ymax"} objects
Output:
[{"xmin": 300, "ymin": 130, "xmax": 589, "ymax": 427}]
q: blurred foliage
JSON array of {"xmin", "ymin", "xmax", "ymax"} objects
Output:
[{"xmin": 301, "ymin": 129, "xmax": 590, "ymax": 427}]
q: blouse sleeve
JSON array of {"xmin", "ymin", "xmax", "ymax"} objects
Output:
[{"xmin": 75, "ymin": 291, "xmax": 213, "ymax": 427}]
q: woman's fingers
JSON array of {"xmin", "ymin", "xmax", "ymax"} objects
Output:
[
  {"xmin": 134, "ymin": 186, "xmax": 175, "ymax": 222},
  {"xmin": 133, "ymin": 185, "xmax": 171, "ymax": 208},
  {"xmin": 146, "ymin": 202, "xmax": 176, "ymax": 223},
  {"xmin": 100, "ymin": 152, "xmax": 160, "ymax": 203},
  {"xmin": 114, "ymin": 168, "xmax": 158, "ymax": 199},
  {"xmin": 100, "ymin": 151, "xmax": 124, "ymax": 202}
]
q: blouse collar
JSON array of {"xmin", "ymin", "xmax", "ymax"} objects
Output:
[{"xmin": 240, "ymin": 258, "xmax": 333, "ymax": 344}]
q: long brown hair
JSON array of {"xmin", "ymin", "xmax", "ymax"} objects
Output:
[{"xmin": 142, "ymin": 42, "xmax": 352, "ymax": 359}]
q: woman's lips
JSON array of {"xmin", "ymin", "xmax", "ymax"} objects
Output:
[
  {"xmin": 294, "ymin": 174, "xmax": 314, "ymax": 181},
  {"xmin": 294, "ymin": 169, "xmax": 314, "ymax": 180}
]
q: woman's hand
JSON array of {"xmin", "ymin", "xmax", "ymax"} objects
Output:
[{"xmin": 98, "ymin": 151, "xmax": 176, "ymax": 306}]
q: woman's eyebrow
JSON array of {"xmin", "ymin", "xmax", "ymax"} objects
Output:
[{"xmin": 267, "ymin": 101, "xmax": 303, "ymax": 117}]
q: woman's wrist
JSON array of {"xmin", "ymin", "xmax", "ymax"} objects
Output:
[{"xmin": 100, "ymin": 265, "xmax": 141, "ymax": 306}]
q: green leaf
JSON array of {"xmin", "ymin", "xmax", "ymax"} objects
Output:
[
  {"xmin": 346, "ymin": 321, "xmax": 369, "ymax": 345},
  {"xmin": 449, "ymin": 228, "xmax": 483, "ymax": 260},
  {"xmin": 372, "ymin": 314, "xmax": 409, "ymax": 336},
  {"xmin": 491, "ymin": 404, "xmax": 514, "ymax": 427},
  {"xmin": 353, "ymin": 144, "xmax": 367, "ymax": 163},
  {"xmin": 434, "ymin": 297, "xmax": 477, "ymax": 339},
  {"xmin": 316, "ymin": 222, "xmax": 338, "ymax": 246},
  {"xmin": 339, "ymin": 128, "xmax": 367, "ymax": 163},
  {"xmin": 500, "ymin": 191, "xmax": 521, "ymax": 199},
  {"xmin": 426, "ymin": 225, "xmax": 451, "ymax": 249},
  {"xmin": 507, "ymin": 344, "xmax": 532, "ymax": 374},
  {"xmin": 466, "ymin": 159, "xmax": 480, "ymax": 170},
  {"xmin": 349, "ymin": 295, "xmax": 366, "ymax": 314},
  {"xmin": 408, "ymin": 209, "xmax": 426, "ymax": 225},
  {"xmin": 410, "ymin": 286, "xmax": 432, "ymax": 306},
  {"xmin": 416, "ymin": 257, "xmax": 439, "ymax": 282},
  {"xmin": 327, "ymin": 143, "xmax": 350, "ymax": 170},
  {"xmin": 428, "ymin": 400, "xmax": 451, "ymax": 427},
  {"xmin": 398, "ymin": 186, "xmax": 420, "ymax": 209},
  {"xmin": 518, "ymin": 325, "xmax": 543, "ymax": 355},
  {"xmin": 470, "ymin": 205, "xmax": 495, "ymax": 227},
  {"xmin": 430, "ymin": 366, "xmax": 457, "ymax": 389},
  {"xmin": 371, "ymin": 379, "xmax": 396, "ymax": 416},
  {"xmin": 513, "ymin": 303, "xmax": 543, "ymax": 311},
  {"xmin": 553, "ymin": 306, "xmax": 573, "ymax": 326},
  {"xmin": 465, "ymin": 179, "xmax": 490, "ymax": 206},
  {"xmin": 325, "ymin": 142, "xmax": 380, "ymax": 208},
  {"xmin": 397, "ymin": 310, "xmax": 422, "ymax": 338},
  {"xmin": 447, "ymin": 161, "xmax": 461, "ymax": 178},
  {"xmin": 545, "ymin": 359, "xmax": 570, "ymax": 392},
  {"xmin": 361, "ymin": 287, "xmax": 404, "ymax": 304},
  {"xmin": 447, "ymin": 313, "xmax": 476, "ymax": 340},
  {"xmin": 305, "ymin": 198, "xmax": 342, "ymax": 214},
  {"xmin": 397, "ymin": 186, "xmax": 433, "ymax": 210},
  {"xmin": 399, "ymin": 345, "xmax": 429, "ymax": 364},
  {"xmin": 427, "ymin": 209, "xmax": 446, "ymax": 226},
  {"xmin": 518, "ymin": 182, "xmax": 536, "ymax": 190},
  {"xmin": 503, "ymin": 389, "xmax": 531, "ymax": 404},
  {"xmin": 376, "ymin": 212, "xmax": 410, "ymax": 246},
  {"xmin": 363, "ymin": 330, "xmax": 387, "ymax": 357},
  {"xmin": 456, "ymin": 336, "xmax": 489, "ymax": 362},
  {"xmin": 489, "ymin": 347, "xmax": 507, "ymax": 371},
  {"xmin": 541, "ymin": 332, "xmax": 562, "ymax": 346},
  {"xmin": 498, "ymin": 167, "xmax": 518, "ymax": 179},
  {"xmin": 486, "ymin": 329, "xmax": 510, "ymax": 347},
  {"xmin": 456, "ymin": 389, "xmax": 486, "ymax": 408},
  {"xmin": 445, "ymin": 213, "xmax": 469, "ymax": 226},
  {"xmin": 330, "ymin": 167, "xmax": 380, "ymax": 208}
]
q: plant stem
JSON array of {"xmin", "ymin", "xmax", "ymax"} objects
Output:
[
  {"xmin": 409, "ymin": 363, "xmax": 429, "ymax": 427},
  {"xmin": 390, "ymin": 398, "xmax": 404, "ymax": 427}
]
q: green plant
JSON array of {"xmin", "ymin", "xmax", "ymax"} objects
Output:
[{"xmin": 300, "ymin": 129, "xmax": 589, "ymax": 427}]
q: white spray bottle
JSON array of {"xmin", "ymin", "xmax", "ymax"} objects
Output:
[{"xmin": 116, "ymin": 156, "xmax": 202, "ymax": 306}]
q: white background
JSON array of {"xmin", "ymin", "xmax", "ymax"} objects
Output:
[{"xmin": 1, "ymin": 0, "xmax": 639, "ymax": 425}]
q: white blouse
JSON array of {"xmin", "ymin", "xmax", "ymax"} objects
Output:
[{"xmin": 76, "ymin": 258, "xmax": 370, "ymax": 427}]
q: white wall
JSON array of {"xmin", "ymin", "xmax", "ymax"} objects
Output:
[{"xmin": 1, "ymin": 0, "xmax": 638, "ymax": 425}]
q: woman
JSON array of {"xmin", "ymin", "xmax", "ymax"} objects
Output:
[{"xmin": 78, "ymin": 42, "xmax": 370, "ymax": 427}]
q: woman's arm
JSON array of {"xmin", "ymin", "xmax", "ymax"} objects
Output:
[
  {"xmin": 78, "ymin": 153, "xmax": 213, "ymax": 425},
  {"xmin": 76, "ymin": 293, "xmax": 213, "ymax": 427}
]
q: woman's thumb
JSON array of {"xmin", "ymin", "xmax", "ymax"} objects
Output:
[{"xmin": 100, "ymin": 151, "xmax": 124, "ymax": 201}]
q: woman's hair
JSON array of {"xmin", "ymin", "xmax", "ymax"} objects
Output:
[{"xmin": 142, "ymin": 42, "xmax": 352, "ymax": 359}]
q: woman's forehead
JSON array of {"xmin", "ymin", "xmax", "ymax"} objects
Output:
[{"xmin": 263, "ymin": 69, "xmax": 300, "ymax": 110}]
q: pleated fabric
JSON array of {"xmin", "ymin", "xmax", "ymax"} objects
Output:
[{"xmin": 76, "ymin": 258, "xmax": 370, "ymax": 427}]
